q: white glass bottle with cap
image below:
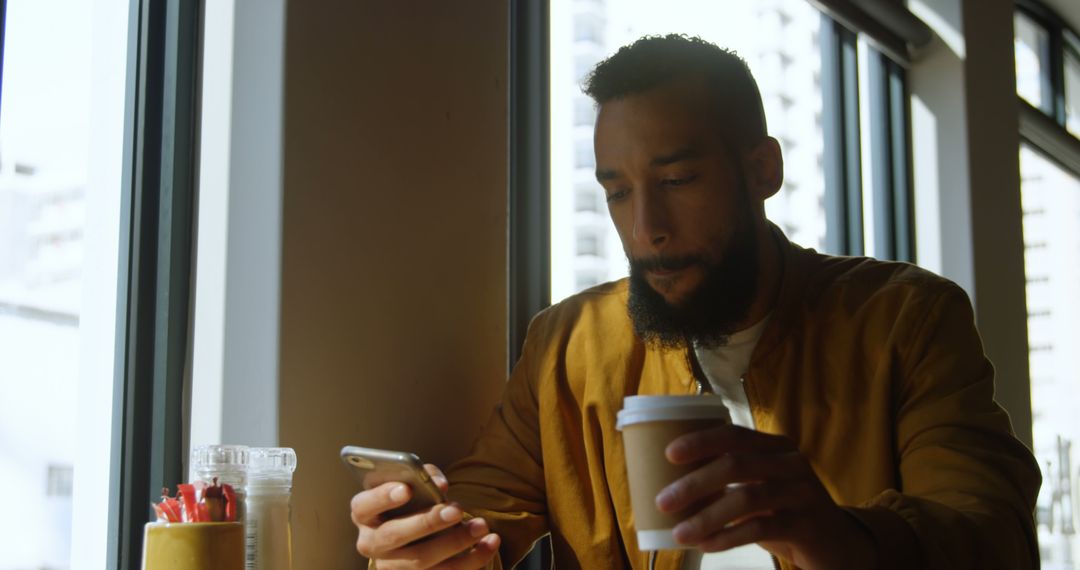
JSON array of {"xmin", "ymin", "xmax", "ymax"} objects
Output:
[
  {"xmin": 190, "ymin": 444, "xmax": 250, "ymax": 520},
  {"xmin": 246, "ymin": 447, "xmax": 297, "ymax": 570}
]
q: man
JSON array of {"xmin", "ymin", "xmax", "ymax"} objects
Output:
[{"xmin": 351, "ymin": 35, "xmax": 1041, "ymax": 569}]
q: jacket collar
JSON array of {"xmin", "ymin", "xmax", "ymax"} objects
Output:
[{"xmin": 752, "ymin": 223, "xmax": 814, "ymax": 363}]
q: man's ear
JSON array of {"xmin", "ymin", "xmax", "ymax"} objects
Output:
[{"xmin": 743, "ymin": 137, "xmax": 784, "ymax": 201}]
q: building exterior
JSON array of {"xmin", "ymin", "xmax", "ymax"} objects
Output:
[{"xmin": 0, "ymin": 161, "xmax": 82, "ymax": 570}]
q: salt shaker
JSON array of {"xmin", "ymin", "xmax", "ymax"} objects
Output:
[{"xmin": 246, "ymin": 447, "xmax": 297, "ymax": 570}]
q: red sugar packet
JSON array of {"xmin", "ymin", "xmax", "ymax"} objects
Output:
[{"xmin": 152, "ymin": 478, "xmax": 238, "ymax": 523}]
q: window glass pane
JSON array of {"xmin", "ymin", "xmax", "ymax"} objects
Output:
[
  {"xmin": 574, "ymin": 185, "xmax": 602, "ymax": 213},
  {"xmin": 1015, "ymin": 12, "xmax": 1049, "ymax": 112},
  {"xmin": 1065, "ymin": 47, "xmax": 1080, "ymax": 137},
  {"xmin": 550, "ymin": 0, "xmax": 826, "ymax": 302},
  {"xmin": 0, "ymin": 1, "xmax": 128, "ymax": 568},
  {"xmin": 574, "ymin": 97, "xmax": 596, "ymax": 127},
  {"xmin": 0, "ymin": 0, "xmax": 128, "ymax": 565},
  {"xmin": 857, "ymin": 35, "xmax": 877, "ymax": 258},
  {"xmin": 1020, "ymin": 143, "xmax": 1080, "ymax": 568}
]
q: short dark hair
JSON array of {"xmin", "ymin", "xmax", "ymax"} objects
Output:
[{"xmin": 583, "ymin": 34, "xmax": 768, "ymax": 149}]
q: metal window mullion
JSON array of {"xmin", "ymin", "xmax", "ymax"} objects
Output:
[
  {"xmin": 509, "ymin": 0, "xmax": 551, "ymax": 368},
  {"xmin": 1018, "ymin": 2, "xmax": 1067, "ymax": 125},
  {"xmin": 1048, "ymin": 18, "xmax": 1067, "ymax": 126},
  {"xmin": 841, "ymin": 27, "xmax": 864, "ymax": 256},
  {"xmin": 111, "ymin": 1, "xmax": 200, "ymax": 569},
  {"xmin": 868, "ymin": 49, "xmax": 895, "ymax": 260},
  {"xmin": 1019, "ymin": 99, "xmax": 1080, "ymax": 177},
  {"xmin": 509, "ymin": 2, "xmax": 551, "ymax": 567},
  {"xmin": 888, "ymin": 59, "xmax": 915, "ymax": 262},
  {"xmin": 822, "ymin": 14, "xmax": 845, "ymax": 254},
  {"xmin": 822, "ymin": 15, "xmax": 864, "ymax": 256}
]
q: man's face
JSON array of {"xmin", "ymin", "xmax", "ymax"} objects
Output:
[{"xmin": 594, "ymin": 76, "xmax": 763, "ymax": 347}]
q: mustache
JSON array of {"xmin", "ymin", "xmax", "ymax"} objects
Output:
[{"xmin": 629, "ymin": 254, "xmax": 704, "ymax": 273}]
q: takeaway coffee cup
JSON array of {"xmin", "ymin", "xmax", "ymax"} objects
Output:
[{"xmin": 616, "ymin": 395, "xmax": 732, "ymax": 551}]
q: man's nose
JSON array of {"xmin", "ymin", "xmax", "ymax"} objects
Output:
[{"xmin": 632, "ymin": 190, "xmax": 670, "ymax": 249}]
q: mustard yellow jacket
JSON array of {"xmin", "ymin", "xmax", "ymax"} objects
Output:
[{"xmin": 446, "ymin": 235, "xmax": 1040, "ymax": 569}]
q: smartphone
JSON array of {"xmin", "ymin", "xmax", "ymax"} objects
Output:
[{"xmin": 341, "ymin": 445, "xmax": 447, "ymax": 519}]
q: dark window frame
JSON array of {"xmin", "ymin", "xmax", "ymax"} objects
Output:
[
  {"xmin": 1016, "ymin": 0, "xmax": 1080, "ymax": 177},
  {"xmin": 509, "ymin": 1, "xmax": 552, "ymax": 566},
  {"xmin": 821, "ymin": 16, "xmax": 865, "ymax": 256},
  {"xmin": 509, "ymin": 0, "xmax": 551, "ymax": 370},
  {"xmin": 108, "ymin": 1, "xmax": 202, "ymax": 569},
  {"xmin": 868, "ymin": 51, "xmax": 915, "ymax": 262},
  {"xmin": 821, "ymin": 15, "xmax": 915, "ymax": 260},
  {"xmin": 1016, "ymin": 0, "xmax": 1072, "ymax": 126}
]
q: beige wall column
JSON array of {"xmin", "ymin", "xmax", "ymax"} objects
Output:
[
  {"xmin": 910, "ymin": 0, "xmax": 1033, "ymax": 447},
  {"xmin": 280, "ymin": 2, "xmax": 509, "ymax": 567}
]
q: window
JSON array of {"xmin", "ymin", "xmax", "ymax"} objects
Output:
[
  {"xmin": 574, "ymin": 137, "xmax": 596, "ymax": 169},
  {"xmin": 46, "ymin": 464, "xmax": 75, "ymax": 498},
  {"xmin": 0, "ymin": 1, "xmax": 130, "ymax": 567},
  {"xmin": 1015, "ymin": 10, "xmax": 1052, "ymax": 112},
  {"xmin": 576, "ymin": 229, "xmax": 603, "ymax": 257},
  {"xmin": 574, "ymin": 12, "xmax": 604, "ymax": 45},
  {"xmin": 574, "ymin": 97, "xmax": 596, "ymax": 127},
  {"xmin": 575, "ymin": 271, "xmax": 604, "ymax": 291},
  {"xmin": 1014, "ymin": 4, "xmax": 1080, "ymax": 563},
  {"xmin": 1020, "ymin": 143, "xmax": 1080, "ymax": 567},
  {"xmin": 1016, "ymin": 1, "xmax": 1080, "ymax": 138},
  {"xmin": 574, "ymin": 185, "xmax": 603, "ymax": 213},
  {"xmin": 574, "ymin": 53, "xmax": 597, "ymax": 82}
]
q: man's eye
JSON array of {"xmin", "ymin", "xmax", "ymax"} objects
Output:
[
  {"xmin": 662, "ymin": 175, "xmax": 696, "ymax": 187},
  {"xmin": 606, "ymin": 189, "xmax": 629, "ymax": 202}
]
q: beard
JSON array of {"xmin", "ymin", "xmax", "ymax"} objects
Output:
[{"xmin": 626, "ymin": 194, "xmax": 760, "ymax": 350}]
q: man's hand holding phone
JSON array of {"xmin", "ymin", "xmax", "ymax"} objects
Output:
[{"xmin": 349, "ymin": 461, "xmax": 501, "ymax": 569}]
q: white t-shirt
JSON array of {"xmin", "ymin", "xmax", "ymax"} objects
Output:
[{"xmin": 680, "ymin": 316, "xmax": 776, "ymax": 570}]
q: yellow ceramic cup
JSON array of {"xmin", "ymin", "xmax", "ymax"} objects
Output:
[{"xmin": 141, "ymin": 522, "xmax": 244, "ymax": 570}]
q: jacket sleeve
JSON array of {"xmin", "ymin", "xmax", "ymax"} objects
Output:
[
  {"xmin": 441, "ymin": 312, "xmax": 552, "ymax": 569},
  {"xmin": 848, "ymin": 282, "xmax": 1042, "ymax": 569}
]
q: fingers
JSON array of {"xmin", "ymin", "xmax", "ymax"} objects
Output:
[
  {"xmin": 373, "ymin": 518, "xmax": 495, "ymax": 569},
  {"xmin": 367, "ymin": 503, "xmax": 467, "ymax": 554},
  {"xmin": 432, "ymin": 533, "xmax": 501, "ymax": 570},
  {"xmin": 666, "ymin": 424, "xmax": 795, "ymax": 465},
  {"xmin": 657, "ymin": 452, "xmax": 810, "ymax": 513},
  {"xmin": 353, "ymin": 482, "xmax": 413, "ymax": 527},
  {"xmin": 695, "ymin": 512, "xmax": 793, "ymax": 553},
  {"xmin": 672, "ymin": 479, "xmax": 815, "ymax": 545},
  {"xmin": 425, "ymin": 464, "xmax": 450, "ymax": 494}
]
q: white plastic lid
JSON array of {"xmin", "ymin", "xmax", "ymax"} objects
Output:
[
  {"xmin": 248, "ymin": 447, "xmax": 297, "ymax": 483},
  {"xmin": 191, "ymin": 444, "xmax": 249, "ymax": 473},
  {"xmin": 616, "ymin": 395, "xmax": 731, "ymax": 430}
]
